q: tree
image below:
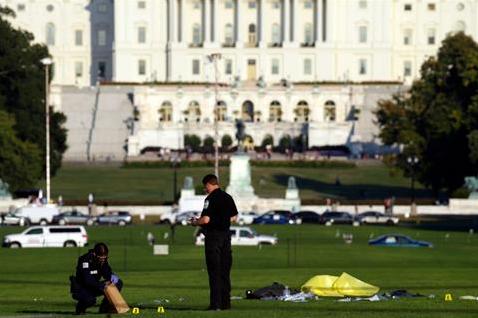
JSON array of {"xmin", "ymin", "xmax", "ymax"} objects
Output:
[
  {"xmin": 0, "ymin": 110, "xmax": 42, "ymax": 192},
  {"xmin": 0, "ymin": 6, "xmax": 67, "ymax": 179},
  {"xmin": 184, "ymin": 134, "xmax": 201, "ymax": 152},
  {"xmin": 221, "ymin": 134, "xmax": 232, "ymax": 150},
  {"xmin": 203, "ymin": 136, "xmax": 215, "ymax": 153},
  {"xmin": 261, "ymin": 135, "xmax": 274, "ymax": 148},
  {"xmin": 278, "ymin": 135, "xmax": 292, "ymax": 153},
  {"xmin": 375, "ymin": 32, "xmax": 478, "ymax": 194}
]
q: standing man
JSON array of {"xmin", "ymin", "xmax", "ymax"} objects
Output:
[{"xmin": 191, "ymin": 174, "xmax": 238, "ymax": 311}]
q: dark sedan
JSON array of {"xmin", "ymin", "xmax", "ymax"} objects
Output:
[
  {"xmin": 369, "ymin": 234, "xmax": 433, "ymax": 248},
  {"xmin": 319, "ymin": 211, "xmax": 354, "ymax": 225},
  {"xmin": 294, "ymin": 211, "xmax": 321, "ymax": 224},
  {"xmin": 253, "ymin": 212, "xmax": 295, "ymax": 225}
]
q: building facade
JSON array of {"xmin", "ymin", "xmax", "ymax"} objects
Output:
[
  {"xmin": 1, "ymin": 0, "xmax": 476, "ymax": 158},
  {"xmin": 3, "ymin": 0, "xmax": 477, "ymax": 86}
]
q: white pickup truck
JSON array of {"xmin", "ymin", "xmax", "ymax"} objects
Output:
[
  {"xmin": 195, "ymin": 226, "xmax": 277, "ymax": 246},
  {"xmin": 2, "ymin": 226, "xmax": 88, "ymax": 248}
]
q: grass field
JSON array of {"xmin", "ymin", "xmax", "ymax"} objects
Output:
[
  {"xmin": 1, "ymin": 224, "xmax": 478, "ymax": 317},
  {"xmin": 39, "ymin": 162, "xmax": 434, "ymax": 204}
]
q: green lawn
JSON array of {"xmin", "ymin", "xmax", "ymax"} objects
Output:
[
  {"xmin": 0, "ymin": 225, "xmax": 477, "ymax": 317},
  {"xmin": 40, "ymin": 162, "xmax": 433, "ymax": 204}
]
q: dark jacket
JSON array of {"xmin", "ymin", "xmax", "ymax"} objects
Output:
[{"xmin": 75, "ymin": 249, "xmax": 112, "ymax": 293}]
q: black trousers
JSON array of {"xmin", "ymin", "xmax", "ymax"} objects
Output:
[
  {"xmin": 72, "ymin": 280, "xmax": 123, "ymax": 313},
  {"xmin": 205, "ymin": 231, "xmax": 232, "ymax": 309}
]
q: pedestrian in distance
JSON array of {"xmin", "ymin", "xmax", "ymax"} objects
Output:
[
  {"xmin": 190, "ymin": 174, "xmax": 238, "ymax": 311},
  {"xmin": 70, "ymin": 242, "xmax": 123, "ymax": 315}
]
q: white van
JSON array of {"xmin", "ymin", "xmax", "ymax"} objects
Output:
[
  {"xmin": 2, "ymin": 225, "xmax": 88, "ymax": 248},
  {"xmin": 14, "ymin": 205, "xmax": 60, "ymax": 225},
  {"xmin": 195, "ymin": 226, "xmax": 278, "ymax": 246}
]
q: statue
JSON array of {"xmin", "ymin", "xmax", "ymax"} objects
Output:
[
  {"xmin": 235, "ymin": 119, "xmax": 246, "ymax": 153},
  {"xmin": 0, "ymin": 179, "xmax": 12, "ymax": 199},
  {"xmin": 465, "ymin": 176, "xmax": 478, "ymax": 199},
  {"xmin": 287, "ymin": 176, "xmax": 297, "ymax": 190},
  {"xmin": 183, "ymin": 176, "xmax": 194, "ymax": 190}
]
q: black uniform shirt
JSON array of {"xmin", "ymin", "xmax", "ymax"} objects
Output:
[
  {"xmin": 201, "ymin": 188, "xmax": 238, "ymax": 232},
  {"xmin": 75, "ymin": 250, "xmax": 112, "ymax": 292}
]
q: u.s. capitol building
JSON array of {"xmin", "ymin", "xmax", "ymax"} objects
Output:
[{"xmin": 2, "ymin": 0, "xmax": 476, "ymax": 160}]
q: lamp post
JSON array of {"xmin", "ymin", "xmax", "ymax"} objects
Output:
[
  {"xmin": 171, "ymin": 155, "xmax": 181, "ymax": 203},
  {"xmin": 207, "ymin": 53, "xmax": 222, "ymax": 180},
  {"xmin": 41, "ymin": 57, "xmax": 53, "ymax": 204},
  {"xmin": 407, "ymin": 156, "xmax": 419, "ymax": 204}
]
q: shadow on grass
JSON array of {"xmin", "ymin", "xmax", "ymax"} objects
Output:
[{"xmin": 272, "ymin": 174, "xmax": 433, "ymax": 200}]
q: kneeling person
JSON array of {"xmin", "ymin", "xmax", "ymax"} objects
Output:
[{"xmin": 70, "ymin": 242, "xmax": 123, "ymax": 314}]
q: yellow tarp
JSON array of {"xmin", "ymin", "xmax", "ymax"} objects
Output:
[
  {"xmin": 301, "ymin": 272, "xmax": 379, "ymax": 297},
  {"xmin": 301, "ymin": 275, "xmax": 343, "ymax": 297}
]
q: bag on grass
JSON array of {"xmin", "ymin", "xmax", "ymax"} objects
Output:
[{"xmin": 246, "ymin": 282, "xmax": 286, "ymax": 299}]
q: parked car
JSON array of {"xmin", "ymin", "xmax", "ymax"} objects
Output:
[
  {"xmin": 356, "ymin": 211, "xmax": 399, "ymax": 225},
  {"xmin": 2, "ymin": 225, "xmax": 88, "ymax": 248},
  {"xmin": 93, "ymin": 211, "xmax": 132, "ymax": 226},
  {"xmin": 294, "ymin": 211, "xmax": 321, "ymax": 224},
  {"xmin": 13, "ymin": 205, "xmax": 60, "ymax": 225},
  {"xmin": 237, "ymin": 211, "xmax": 259, "ymax": 225},
  {"xmin": 368, "ymin": 234, "xmax": 433, "ymax": 248},
  {"xmin": 0, "ymin": 213, "xmax": 27, "ymax": 226},
  {"xmin": 195, "ymin": 226, "xmax": 277, "ymax": 246},
  {"xmin": 253, "ymin": 212, "xmax": 296, "ymax": 225},
  {"xmin": 319, "ymin": 211, "xmax": 355, "ymax": 225},
  {"xmin": 176, "ymin": 211, "xmax": 201, "ymax": 225},
  {"xmin": 52, "ymin": 210, "xmax": 95, "ymax": 226}
]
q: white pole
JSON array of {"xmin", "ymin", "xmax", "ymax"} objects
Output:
[{"xmin": 45, "ymin": 64, "xmax": 51, "ymax": 203}]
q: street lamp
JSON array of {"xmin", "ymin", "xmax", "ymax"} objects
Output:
[
  {"xmin": 171, "ymin": 155, "xmax": 181, "ymax": 203},
  {"xmin": 407, "ymin": 156, "xmax": 419, "ymax": 204},
  {"xmin": 41, "ymin": 57, "xmax": 53, "ymax": 204},
  {"xmin": 207, "ymin": 53, "xmax": 222, "ymax": 180}
]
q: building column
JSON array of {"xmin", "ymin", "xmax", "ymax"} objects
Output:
[
  {"xmin": 172, "ymin": 0, "xmax": 179, "ymax": 42},
  {"xmin": 322, "ymin": 0, "xmax": 327, "ymax": 42},
  {"xmin": 258, "ymin": 0, "xmax": 266, "ymax": 47},
  {"xmin": 204, "ymin": 0, "xmax": 212, "ymax": 43},
  {"xmin": 283, "ymin": 0, "xmax": 290, "ymax": 42},
  {"xmin": 213, "ymin": 0, "xmax": 219, "ymax": 42},
  {"xmin": 167, "ymin": 0, "xmax": 174, "ymax": 42},
  {"xmin": 178, "ymin": 0, "xmax": 184, "ymax": 42},
  {"xmin": 292, "ymin": 0, "xmax": 300, "ymax": 43},
  {"xmin": 235, "ymin": 0, "xmax": 243, "ymax": 46},
  {"xmin": 315, "ymin": 0, "xmax": 321, "ymax": 45}
]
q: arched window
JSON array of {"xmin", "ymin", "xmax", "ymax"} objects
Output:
[
  {"xmin": 186, "ymin": 101, "xmax": 201, "ymax": 122},
  {"xmin": 242, "ymin": 101, "xmax": 254, "ymax": 122},
  {"xmin": 269, "ymin": 100, "xmax": 282, "ymax": 122},
  {"xmin": 46, "ymin": 23, "xmax": 56, "ymax": 46},
  {"xmin": 324, "ymin": 100, "xmax": 336, "ymax": 122},
  {"xmin": 216, "ymin": 101, "xmax": 227, "ymax": 121},
  {"xmin": 225, "ymin": 23, "xmax": 234, "ymax": 44},
  {"xmin": 294, "ymin": 100, "xmax": 310, "ymax": 122},
  {"xmin": 272, "ymin": 23, "xmax": 280, "ymax": 44},
  {"xmin": 159, "ymin": 101, "xmax": 173, "ymax": 122},
  {"xmin": 304, "ymin": 23, "xmax": 313, "ymax": 44},
  {"xmin": 192, "ymin": 24, "xmax": 202, "ymax": 44},
  {"xmin": 248, "ymin": 24, "xmax": 257, "ymax": 45}
]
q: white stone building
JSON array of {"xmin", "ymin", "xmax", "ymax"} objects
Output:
[{"xmin": 1, "ymin": 0, "xmax": 476, "ymax": 158}]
